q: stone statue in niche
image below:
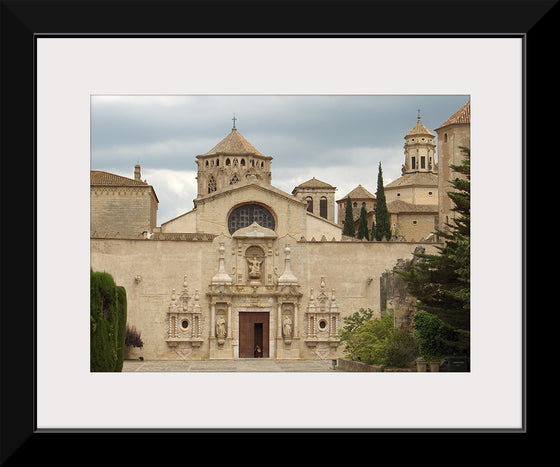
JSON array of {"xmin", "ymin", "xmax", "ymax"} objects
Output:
[
  {"xmin": 247, "ymin": 256, "xmax": 262, "ymax": 279},
  {"xmin": 215, "ymin": 315, "xmax": 227, "ymax": 339},
  {"xmin": 282, "ymin": 315, "xmax": 293, "ymax": 338}
]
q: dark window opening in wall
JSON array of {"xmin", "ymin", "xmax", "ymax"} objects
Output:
[
  {"xmin": 444, "ymin": 133, "xmax": 448, "ymax": 143},
  {"xmin": 228, "ymin": 204, "xmax": 276, "ymax": 234},
  {"xmin": 208, "ymin": 177, "xmax": 217, "ymax": 193},
  {"xmin": 353, "ymin": 202, "xmax": 357, "ymax": 208},
  {"xmin": 320, "ymin": 197, "xmax": 327, "ymax": 219},
  {"xmin": 226, "ymin": 158, "xmax": 231, "ymax": 166},
  {"xmin": 412, "ymin": 220, "xmax": 417, "ymax": 225},
  {"xmin": 306, "ymin": 197, "xmax": 313, "ymax": 213},
  {"xmin": 411, "ymin": 157, "xmax": 416, "ymax": 169},
  {"xmin": 421, "ymin": 157, "xmax": 426, "ymax": 169}
]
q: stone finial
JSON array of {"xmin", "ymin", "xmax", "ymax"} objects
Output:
[
  {"xmin": 278, "ymin": 244, "xmax": 298, "ymax": 285},
  {"xmin": 211, "ymin": 242, "xmax": 233, "ymax": 285}
]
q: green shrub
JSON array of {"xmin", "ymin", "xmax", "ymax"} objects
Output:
[
  {"xmin": 115, "ymin": 286, "xmax": 127, "ymax": 371},
  {"xmin": 413, "ymin": 310, "xmax": 458, "ymax": 361},
  {"xmin": 90, "ymin": 270, "xmax": 127, "ymax": 372},
  {"xmin": 339, "ymin": 309, "xmax": 419, "ymax": 368}
]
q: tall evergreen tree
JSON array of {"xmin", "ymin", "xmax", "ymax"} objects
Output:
[
  {"xmin": 374, "ymin": 162, "xmax": 391, "ymax": 241},
  {"xmin": 397, "ymin": 147, "xmax": 471, "ymax": 333},
  {"xmin": 357, "ymin": 205, "xmax": 369, "ymax": 240},
  {"xmin": 370, "ymin": 216, "xmax": 376, "ymax": 242},
  {"xmin": 342, "ymin": 197, "xmax": 355, "ymax": 237}
]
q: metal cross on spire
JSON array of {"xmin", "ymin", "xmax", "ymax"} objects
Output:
[
  {"xmin": 417, "ymin": 108, "xmax": 422, "ymax": 120},
  {"xmin": 232, "ymin": 114, "xmax": 237, "ymax": 129}
]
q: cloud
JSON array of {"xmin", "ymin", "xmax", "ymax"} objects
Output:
[{"xmin": 90, "ymin": 94, "xmax": 470, "ymax": 226}]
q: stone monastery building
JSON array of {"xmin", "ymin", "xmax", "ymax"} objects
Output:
[{"xmin": 90, "ymin": 101, "xmax": 470, "ymax": 361}]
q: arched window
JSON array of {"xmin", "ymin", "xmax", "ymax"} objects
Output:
[
  {"xmin": 320, "ymin": 197, "xmax": 328, "ymax": 219},
  {"xmin": 216, "ymin": 159, "xmax": 219, "ymax": 166},
  {"xmin": 227, "ymin": 204, "xmax": 275, "ymax": 234},
  {"xmin": 240, "ymin": 159, "xmax": 246, "ymax": 166},
  {"xmin": 226, "ymin": 158, "xmax": 231, "ymax": 166},
  {"xmin": 305, "ymin": 197, "xmax": 313, "ymax": 213},
  {"xmin": 208, "ymin": 177, "xmax": 217, "ymax": 193},
  {"xmin": 353, "ymin": 202, "xmax": 357, "ymax": 208},
  {"xmin": 233, "ymin": 158, "xmax": 238, "ymax": 166}
]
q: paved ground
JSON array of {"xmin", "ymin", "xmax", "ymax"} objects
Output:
[{"xmin": 123, "ymin": 358, "xmax": 336, "ymax": 372}]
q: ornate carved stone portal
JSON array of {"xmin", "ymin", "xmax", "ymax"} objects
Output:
[
  {"xmin": 166, "ymin": 275, "xmax": 203, "ymax": 357},
  {"xmin": 304, "ymin": 277, "xmax": 341, "ymax": 358},
  {"xmin": 202, "ymin": 229, "xmax": 304, "ymax": 359}
]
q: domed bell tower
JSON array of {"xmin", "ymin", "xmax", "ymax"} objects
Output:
[
  {"xmin": 195, "ymin": 117, "xmax": 273, "ymax": 197},
  {"xmin": 402, "ymin": 110, "xmax": 437, "ymax": 175}
]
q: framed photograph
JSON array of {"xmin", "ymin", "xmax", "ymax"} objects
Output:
[{"xmin": 2, "ymin": 0, "xmax": 549, "ymax": 457}]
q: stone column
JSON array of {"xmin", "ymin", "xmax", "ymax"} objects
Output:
[
  {"xmin": 277, "ymin": 302, "xmax": 282, "ymax": 338},
  {"xmin": 269, "ymin": 311, "xmax": 275, "ymax": 357},
  {"xmin": 294, "ymin": 303, "xmax": 299, "ymax": 338},
  {"xmin": 210, "ymin": 303, "xmax": 216, "ymax": 337},
  {"xmin": 227, "ymin": 302, "xmax": 232, "ymax": 338}
]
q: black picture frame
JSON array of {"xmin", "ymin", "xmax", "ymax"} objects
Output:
[{"xmin": 1, "ymin": 0, "xmax": 552, "ymax": 462}]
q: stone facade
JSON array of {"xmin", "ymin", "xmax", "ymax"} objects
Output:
[
  {"xmin": 90, "ymin": 167, "xmax": 158, "ymax": 238},
  {"xmin": 91, "ymin": 235, "xmax": 440, "ymax": 360},
  {"xmin": 434, "ymin": 101, "xmax": 471, "ymax": 231},
  {"xmin": 384, "ymin": 112, "xmax": 439, "ymax": 241},
  {"xmin": 336, "ymin": 184, "xmax": 377, "ymax": 232},
  {"xmin": 292, "ymin": 177, "xmax": 337, "ymax": 223}
]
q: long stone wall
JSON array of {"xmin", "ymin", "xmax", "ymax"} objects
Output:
[{"xmin": 90, "ymin": 237, "xmax": 441, "ymax": 360}]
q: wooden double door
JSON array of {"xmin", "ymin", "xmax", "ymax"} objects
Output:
[{"xmin": 239, "ymin": 312, "xmax": 269, "ymax": 358}]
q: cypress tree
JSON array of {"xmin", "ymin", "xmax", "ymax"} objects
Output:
[
  {"xmin": 342, "ymin": 197, "xmax": 355, "ymax": 237},
  {"xmin": 91, "ymin": 270, "xmax": 127, "ymax": 372},
  {"xmin": 374, "ymin": 162, "xmax": 391, "ymax": 241},
  {"xmin": 357, "ymin": 205, "xmax": 369, "ymax": 240}
]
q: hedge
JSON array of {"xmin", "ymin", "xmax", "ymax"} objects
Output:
[{"xmin": 90, "ymin": 270, "xmax": 127, "ymax": 372}]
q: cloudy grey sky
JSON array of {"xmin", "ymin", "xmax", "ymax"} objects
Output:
[{"xmin": 91, "ymin": 94, "xmax": 469, "ymax": 224}]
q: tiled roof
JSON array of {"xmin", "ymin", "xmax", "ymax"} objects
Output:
[
  {"xmin": 387, "ymin": 199, "xmax": 438, "ymax": 213},
  {"xmin": 91, "ymin": 171, "xmax": 148, "ymax": 186},
  {"xmin": 199, "ymin": 128, "xmax": 271, "ymax": 158},
  {"xmin": 435, "ymin": 100, "xmax": 471, "ymax": 130},
  {"xmin": 294, "ymin": 177, "xmax": 335, "ymax": 190},
  {"xmin": 337, "ymin": 184, "xmax": 376, "ymax": 202},
  {"xmin": 384, "ymin": 172, "xmax": 438, "ymax": 188},
  {"xmin": 406, "ymin": 118, "xmax": 436, "ymax": 138}
]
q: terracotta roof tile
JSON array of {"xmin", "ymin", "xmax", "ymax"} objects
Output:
[
  {"xmin": 294, "ymin": 177, "xmax": 335, "ymax": 190},
  {"xmin": 435, "ymin": 100, "xmax": 471, "ymax": 130},
  {"xmin": 387, "ymin": 199, "xmax": 438, "ymax": 213},
  {"xmin": 384, "ymin": 172, "xmax": 438, "ymax": 188},
  {"xmin": 199, "ymin": 128, "xmax": 271, "ymax": 158},
  {"xmin": 337, "ymin": 184, "xmax": 376, "ymax": 202},
  {"xmin": 91, "ymin": 171, "xmax": 148, "ymax": 186}
]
